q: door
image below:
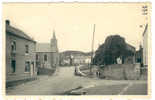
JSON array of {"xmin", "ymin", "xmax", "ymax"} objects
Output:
[
  {"xmin": 11, "ymin": 60, "xmax": 16, "ymax": 73},
  {"xmin": 31, "ymin": 62, "xmax": 34, "ymax": 76}
]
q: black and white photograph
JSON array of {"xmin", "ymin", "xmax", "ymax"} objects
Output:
[{"xmin": 3, "ymin": 2, "xmax": 151, "ymax": 96}]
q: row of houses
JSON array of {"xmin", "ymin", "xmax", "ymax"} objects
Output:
[
  {"xmin": 5, "ymin": 20, "xmax": 59, "ymax": 83},
  {"xmin": 59, "ymin": 51, "xmax": 91, "ymax": 66},
  {"xmin": 60, "ymin": 55, "xmax": 91, "ymax": 66}
]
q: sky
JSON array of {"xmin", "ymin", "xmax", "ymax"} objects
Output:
[{"xmin": 3, "ymin": 3, "xmax": 149, "ymax": 52}]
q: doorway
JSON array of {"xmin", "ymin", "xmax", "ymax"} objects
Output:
[
  {"xmin": 11, "ymin": 60, "xmax": 16, "ymax": 73},
  {"xmin": 31, "ymin": 62, "xmax": 35, "ymax": 76}
]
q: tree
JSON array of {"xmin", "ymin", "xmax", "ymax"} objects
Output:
[{"xmin": 93, "ymin": 35, "xmax": 130, "ymax": 66}]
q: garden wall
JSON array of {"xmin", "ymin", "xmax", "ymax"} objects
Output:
[
  {"xmin": 38, "ymin": 67, "xmax": 56, "ymax": 75},
  {"xmin": 102, "ymin": 63, "xmax": 140, "ymax": 80}
]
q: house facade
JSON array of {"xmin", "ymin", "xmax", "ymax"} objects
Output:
[
  {"xmin": 36, "ymin": 31, "xmax": 59, "ymax": 70},
  {"xmin": 6, "ymin": 20, "xmax": 37, "ymax": 82},
  {"xmin": 124, "ymin": 43, "xmax": 136, "ymax": 64},
  {"xmin": 143, "ymin": 24, "xmax": 148, "ymax": 67},
  {"xmin": 73, "ymin": 55, "xmax": 91, "ymax": 65}
]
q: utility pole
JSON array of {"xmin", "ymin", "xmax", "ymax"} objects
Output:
[{"xmin": 90, "ymin": 24, "xmax": 96, "ymax": 74}]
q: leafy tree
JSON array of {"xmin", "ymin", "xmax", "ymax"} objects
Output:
[{"xmin": 93, "ymin": 35, "xmax": 133, "ymax": 66}]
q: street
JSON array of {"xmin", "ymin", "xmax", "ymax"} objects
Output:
[{"xmin": 6, "ymin": 67, "xmax": 147, "ymax": 95}]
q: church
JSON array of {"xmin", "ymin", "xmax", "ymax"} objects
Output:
[{"xmin": 36, "ymin": 30, "xmax": 59, "ymax": 70}]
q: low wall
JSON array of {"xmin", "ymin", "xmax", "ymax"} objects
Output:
[
  {"xmin": 102, "ymin": 63, "xmax": 140, "ymax": 80},
  {"xmin": 38, "ymin": 67, "xmax": 56, "ymax": 75},
  {"xmin": 140, "ymin": 67, "xmax": 148, "ymax": 80}
]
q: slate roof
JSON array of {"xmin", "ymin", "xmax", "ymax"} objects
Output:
[
  {"xmin": 36, "ymin": 43, "xmax": 57, "ymax": 52},
  {"xmin": 6, "ymin": 24, "xmax": 35, "ymax": 42},
  {"xmin": 126, "ymin": 43, "xmax": 136, "ymax": 52}
]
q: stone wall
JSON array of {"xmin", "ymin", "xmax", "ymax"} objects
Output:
[
  {"xmin": 102, "ymin": 63, "xmax": 140, "ymax": 80},
  {"xmin": 140, "ymin": 67, "xmax": 148, "ymax": 80},
  {"xmin": 38, "ymin": 67, "xmax": 55, "ymax": 75}
]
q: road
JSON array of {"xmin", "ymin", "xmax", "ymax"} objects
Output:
[{"xmin": 6, "ymin": 67, "xmax": 147, "ymax": 95}]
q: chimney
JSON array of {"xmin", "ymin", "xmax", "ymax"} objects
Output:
[{"xmin": 6, "ymin": 20, "xmax": 10, "ymax": 26}]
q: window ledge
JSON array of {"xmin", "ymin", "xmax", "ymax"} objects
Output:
[
  {"xmin": 8, "ymin": 73, "xmax": 16, "ymax": 75},
  {"xmin": 24, "ymin": 72, "xmax": 30, "ymax": 74}
]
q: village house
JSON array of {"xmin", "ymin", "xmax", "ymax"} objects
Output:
[
  {"xmin": 143, "ymin": 24, "xmax": 148, "ymax": 67},
  {"xmin": 59, "ymin": 55, "xmax": 71, "ymax": 66},
  {"xmin": 124, "ymin": 43, "xmax": 136, "ymax": 64},
  {"xmin": 5, "ymin": 20, "xmax": 37, "ymax": 84},
  {"xmin": 116, "ymin": 43, "xmax": 136, "ymax": 64},
  {"xmin": 73, "ymin": 55, "xmax": 91, "ymax": 65},
  {"xmin": 36, "ymin": 30, "xmax": 59, "ymax": 73}
]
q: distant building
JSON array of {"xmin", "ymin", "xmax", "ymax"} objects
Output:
[
  {"xmin": 60, "ymin": 51, "xmax": 91, "ymax": 66},
  {"xmin": 59, "ymin": 54, "xmax": 71, "ymax": 66},
  {"xmin": 6, "ymin": 20, "xmax": 37, "ymax": 82},
  {"xmin": 73, "ymin": 55, "xmax": 91, "ymax": 65},
  {"xmin": 124, "ymin": 43, "xmax": 136, "ymax": 64},
  {"xmin": 85, "ymin": 56, "xmax": 91, "ymax": 64},
  {"xmin": 135, "ymin": 45, "xmax": 143, "ymax": 64},
  {"xmin": 36, "ymin": 31, "xmax": 59, "ymax": 69},
  {"xmin": 126, "ymin": 43, "xmax": 136, "ymax": 52},
  {"xmin": 143, "ymin": 24, "xmax": 148, "ymax": 67}
]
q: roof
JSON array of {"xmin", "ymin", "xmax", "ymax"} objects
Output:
[
  {"xmin": 126, "ymin": 43, "xmax": 136, "ymax": 52},
  {"xmin": 36, "ymin": 43, "xmax": 57, "ymax": 52},
  {"xmin": 6, "ymin": 25, "xmax": 35, "ymax": 42}
]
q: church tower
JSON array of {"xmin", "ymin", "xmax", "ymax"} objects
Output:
[
  {"xmin": 51, "ymin": 30, "xmax": 58, "ymax": 52},
  {"xmin": 50, "ymin": 30, "xmax": 59, "ymax": 67}
]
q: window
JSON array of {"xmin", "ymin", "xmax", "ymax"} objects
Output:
[
  {"xmin": 44, "ymin": 54, "xmax": 47, "ymax": 61},
  {"xmin": 25, "ymin": 45, "xmax": 29, "ymax": 54},
  {"xmin": 25, "ymin": 61, "xmax": 30, "ymax": 72},
  {"xmin": 36, "ymin": 54, "xmax": 39, "ymax": 60},
  {"xmin": 11, "ymin": 60, "xmax": 16, "ymax": 73},
  {"xmin": 11, "ymin": 41, "xmax": 16, "ymax": 53}
]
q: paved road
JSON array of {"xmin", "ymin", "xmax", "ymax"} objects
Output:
[
  {"xmin": 81, "ymin": 82, "xmax": 147, "ymax": 95},
  {"xmin": 6, "ymin": 67, "xmax": 147, "ymax": 95}
]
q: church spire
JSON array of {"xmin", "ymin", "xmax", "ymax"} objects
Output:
[
  {"xmin": 53, "ymin": 30, "xmax": 56, "ymax": 39},
  {"xmin": 51, "ymin": 29, "xmax": 58, "ymax": 52}
]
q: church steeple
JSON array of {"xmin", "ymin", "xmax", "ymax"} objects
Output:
[
  {"xmin": 51, "ymin": 29, "xmax": 58, "ymax": 52},
  {"xmin": 50, "ymin": 30, "xmax": 59, "ymax": 67},
  {"xmin": 53, "ymin": 30, "xmax": 56, "ymax": 39}
]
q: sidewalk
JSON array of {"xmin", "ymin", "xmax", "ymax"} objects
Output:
[{"xmin": 6, "ymin": 75, "xmax": 37, "ymax": 88}]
